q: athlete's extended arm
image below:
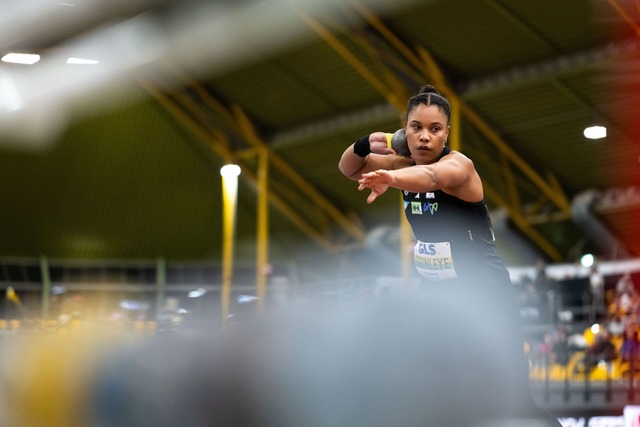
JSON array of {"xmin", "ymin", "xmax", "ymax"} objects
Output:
[
  {"xmin": 338, "ymin": 132, "xmax": 413, "ymax": 180},
  {"xmin": 357, "ymin": 153, "xmax": 482, "ymax": 204}
]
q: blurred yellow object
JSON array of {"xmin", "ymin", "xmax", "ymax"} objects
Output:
[
  {"xmin": 0, "ymin": 332, "xmax": 124, "ymax": 427},
  {"xmin": 6, "ymin": 286, "xmax": 19, "ymax": 303},
  {"xmin": 529, "ymin": 350, "xmax": 629, "ymax": 382},
  {"xmin": 583, "ymin": 326, "xmax": 595, "ymax": 346}
]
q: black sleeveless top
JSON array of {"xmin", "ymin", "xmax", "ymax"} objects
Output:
[{"xmin": 402, "ymin": 147, "xmax": 511, "ymax": 286}]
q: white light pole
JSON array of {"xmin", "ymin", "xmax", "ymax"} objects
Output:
[{"xmin": 220, "ymin": 164, "xmax": 240, "ymax": 326}]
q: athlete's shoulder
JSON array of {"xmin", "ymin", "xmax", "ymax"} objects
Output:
[
  {"xmin": 443, "ymin": 148, "xmax": 467, "ymax": 159},
  {"xmin": 441, "ymin": 149, "xmax": 474, "ymax": 168}
]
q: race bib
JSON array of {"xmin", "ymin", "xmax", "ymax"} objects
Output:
[{"xmin": 414, "ymin": 241, "xmax": 458, "ymax": 281}]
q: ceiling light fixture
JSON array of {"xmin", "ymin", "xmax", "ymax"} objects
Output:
[
  {"xmin": 1, "ymin": 53, "xmax": 40, "ymax": 65},
  {"xmin": 220, "ymin": 164, "xmax": 241, "ymax": 177},
  {"xmin": 583, "ymin": 125, "xmax": 606, "ymax": 140},
  {"xmin": 66, "ymin": 57, "xmax": 99, "ymax": 65},
  {"xmin": 580, "ymin": 253, "xmax": 595, "ymax": 268}
]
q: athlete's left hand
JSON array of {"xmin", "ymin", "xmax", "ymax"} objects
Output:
[{"xmin": 358, "ymin": 169, "xmax": 393, "ymax": 204}]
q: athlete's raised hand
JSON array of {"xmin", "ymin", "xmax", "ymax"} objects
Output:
[{"xmin": 358, "ymin": 169, "xmax": 394, "ymax": 204}]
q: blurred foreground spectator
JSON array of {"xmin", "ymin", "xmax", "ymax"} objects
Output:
[{"xmin": 0, "ymin": 289, "xmax": 559, "ymax": 427}]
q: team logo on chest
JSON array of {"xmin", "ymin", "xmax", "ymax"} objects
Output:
[
  {"xmin": 423, "ymin": 201, "xmax": 438, "ymax": 215},
  {"xmin": 408, "ymin": 193, "xmax": 438, "ymax": 215}
]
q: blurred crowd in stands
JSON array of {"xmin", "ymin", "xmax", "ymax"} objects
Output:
[{"xmin": 517, "ymin": 260, "xmax": 640, "ymax": 379}]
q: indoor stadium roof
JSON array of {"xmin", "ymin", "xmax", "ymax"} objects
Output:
[{"xmin": 0, "ymin": 0, "xmax": 638, "ymax": 280}]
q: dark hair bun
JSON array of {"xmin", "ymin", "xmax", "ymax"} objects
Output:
[{"xmin": 418, "ymin": 84, "xmax": 440, "ymax": 95}]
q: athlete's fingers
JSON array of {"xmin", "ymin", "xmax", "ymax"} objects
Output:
[
  {"xmin": 358, "ymin": 176, "xmax": 376, "ymax": 188},
  {"xmin": 376, "ymin": 147, "xmax": 396, "ymax": 156},
  {"xmin": 360, "ymin": 171, "xmax": 374, "ymax": 180}
]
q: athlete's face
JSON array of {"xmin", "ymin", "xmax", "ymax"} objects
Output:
[{"xmin": 405, "ymin": 104, "xmax": 449, "ymax": 165}]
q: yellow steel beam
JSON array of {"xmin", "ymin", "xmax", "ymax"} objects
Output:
[
  {"xmin": 301, "ymin": 13, "xmax": 406, "ymax": 111},
  {"xmin": 256, "ymin": 150, "xmax": 269, "ymax": 307},
  {"xmin": 350, "ymin": 0, "xmax": 426, "ymax": 77},
  {"xmin": 448, "ymin": 96, "xmax": 461, "ymax": 151},
  {"xmin": 139, "ymin": 80, "xmax": 341, "ymax": 255},
  {"xmin": 483, "ymin": 184, "xmax": 563, "ymax": 262},
  {"xmin": 164, "ymin": 62, "xmax": 238, "ymax": 126},
  {"xmin": 231, "ymin": 105, "xmax": 366, "ymax": 242},
  {"xmin": 138, "ymin": 81, "xmax": 232, "ymax": 162},
  {"xmin": 318, "ymin": 13, "xmax": 414, "ymax": 107},
  {"xmin": 416, "ymin": 46, "xmax": 450, "ymax": 92},
  {"xmin": 459, "ymin": 103, "xmax": 570, "ymax": 212},
  {"xmin": 500, "ymin": 152, "xmax": 521, "ymax": 210}
]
